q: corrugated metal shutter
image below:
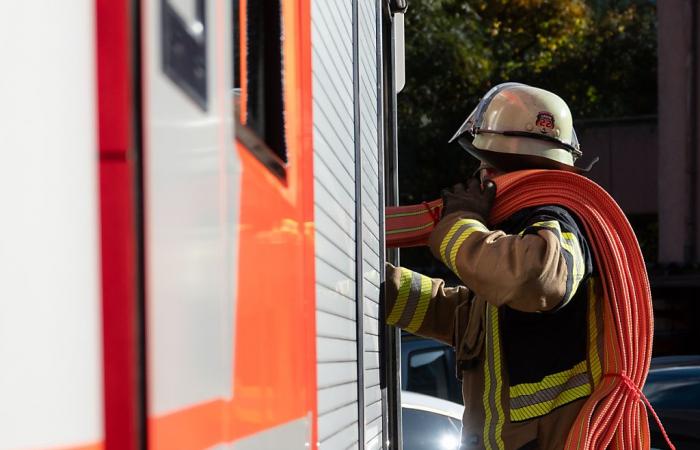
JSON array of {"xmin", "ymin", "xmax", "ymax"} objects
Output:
[
  {"xmin": 313, "ymin": 0, "xmax": 384, "ymax": 448},
  {"xmin": 358, "ymin": 0, "xmax": 384, "ymax": 448},
  {"xmin": 312, "ymin": 0, "xmax": 360, "ymax": 448}
]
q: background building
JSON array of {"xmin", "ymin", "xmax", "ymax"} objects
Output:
[{"xmin": 576, "ymin": 0, "xmax": 700, "ymax": 355}]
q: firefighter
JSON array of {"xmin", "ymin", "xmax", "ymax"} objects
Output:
[{"xmin": 385, "ymin": 83, "xmax": 601, "ymax": 450}]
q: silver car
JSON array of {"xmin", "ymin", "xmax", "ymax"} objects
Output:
[{"xmin": 402, "ymin": 390, "xmax": 463, "ymax": 450}]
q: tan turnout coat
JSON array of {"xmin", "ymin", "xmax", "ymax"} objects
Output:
[{"xmin": 385, "ymin": 209, "xmax": 604, "ymax": 450}]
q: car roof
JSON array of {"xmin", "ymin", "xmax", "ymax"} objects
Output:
[
  {"xmin": 646, "ymin": 364, "xmax": 700, "ymax": 381},
  {"xmin": 401, "ymin": 390, "xmax": 464, "ymax": 420},
  {"xmin": 650, "ymin": 355, "xmax": 700, "ymax": 369}
]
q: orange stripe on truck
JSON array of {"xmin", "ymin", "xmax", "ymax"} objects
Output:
[
  {"xmin": 23, "ymin": 443, "xmax": 103, "ymax": 450},
  {"xmin": 149, "ymin": 399, "xmax": 228, "ymax": 450}
]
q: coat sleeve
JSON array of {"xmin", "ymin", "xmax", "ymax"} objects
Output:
[
  {"xmin": 427, "ymin": 209, "xmax": 589, "ymax": 313},
  {"xmin": 384, "ymin": 263, "xmax": 472, "ymax": 346}
]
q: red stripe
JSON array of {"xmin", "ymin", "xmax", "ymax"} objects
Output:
[{"xmin": 96, "ymin": 0, "xmax": 141, "ymax": 448}]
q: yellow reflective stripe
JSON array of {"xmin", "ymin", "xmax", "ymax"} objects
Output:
[
  {"xmin": 509, "ymin": 360, "xmax": 588, "ymax": 398},
  {"xmin": 518, "ymin": 220, "xmax": 559, "ymax": 236},
  {"xmin": 448, "ymin": 220, "xmax": 487, "ymax": 272},
  {"xmin": 440, "ymin": 219, "xmax": 488, "ymax": 273},
  {"xmin": 439, "ymin": 221, "xmax": 464, "ymax": 264},
  {"xmin": 386, "ymin": 268, "xmax": 413, "ymax": 325},
  {"xmin": 387, "ymin": 269, "xmax": 434, "ymax": 333},
  {"xmin": 530, "ymin": 220, "xmax": 561, "ymax": 231},
  {"xmin": 491, "ymin": 306, "xmax": 505, "ymax": 450},
  {"xmin": 482, "ymin": 327, "xmax": 494, "ymax": 450},
  {"xmin": 561, "ymin": 231, "xmax": 585, "ymax": 300},
  {"xmin": 523, "ymin": 220, "xmax": 585, "ymax": 303},
  {"xmin": 587, "ymin": 278, "xmax": 602, "ymax": 388},
  {"xmin": 482, "ymin": 382, "xmax": 493, "ymax": 448},
  {"xmin": 483, "ymin": 304, "xmax": 505, "ymax": 450},
  {"xmin": 405, "ymin": 275, "xmax": 433, "ymax": 333},
  {"xmin": 509, "ymin": 383, "xmax": 592, "ymax": 422}
]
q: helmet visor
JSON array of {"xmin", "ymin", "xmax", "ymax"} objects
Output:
[
  {"xmin": 448, "ymin": 82, "xmax": 528, "ymax": 143},
  {"xmin": 448, "ymin": 104, "xmax": 478, "ymax": 143},
  {"xmin": 570, "ymin": 128, "xmax": 580, "ymax": 161}
]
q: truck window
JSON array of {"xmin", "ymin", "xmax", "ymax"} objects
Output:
[{"xmin": 233, "ymin": 0, "xmax": 287, "ymax": 179}]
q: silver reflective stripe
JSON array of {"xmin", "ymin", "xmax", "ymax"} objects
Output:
[
  {"xmin": 232, "ymin": 415, "xmax": 311, "ymax": 450},
  {"xmin": 509, "ymin": 372, "xmax": 590, "ymax": 409},
  {"xmin": 398, "ymin": 271, "xmax": 424, "ymax": 328},
  {"xmin": 443, "ymin": 222, "xmax": 472, "ymax": 271}
]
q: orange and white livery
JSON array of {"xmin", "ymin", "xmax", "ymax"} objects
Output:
[{"xmin": 0, "ymin": 0, "xmax": 406, "ymax": 449}]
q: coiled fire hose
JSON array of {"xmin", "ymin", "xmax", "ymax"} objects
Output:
[{"xmin": 385, "ymin": 170, "xmax": 674, "ymax": 450}]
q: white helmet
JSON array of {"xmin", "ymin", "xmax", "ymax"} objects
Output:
[{"xmin": 450, "ymin": 83, "xmax": 596, "ymax": 173}]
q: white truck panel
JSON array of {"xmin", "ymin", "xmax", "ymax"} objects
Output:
[
  {"xmin": 142, "ymin": 0, "xmax": 239, "ymax": 415},
  {"xmin": 314, "ymin": 0, "xmax": 386, "ymax": 447},
  {"xmin": 0, "ymin": 1, "xmax": 103, "ymax": 448}
]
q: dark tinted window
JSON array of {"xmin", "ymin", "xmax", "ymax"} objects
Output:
[
  {"xmin": 231, "ymin": 0, "xmax": 287, "ymax": 179},
  {"xmin": 232, "ymin": 0, "xmax": 240, "ymax": 90},
  {"xmin": 402, "ymin": 407, "xmax": 461, "ymax": 450},
  {"xmin": 162, "ymin": 0, "xmax": 207, "ymax": 109},
  {"xmin": 407, "ymin": 348, "xmax": 451, "ymax": 399},
  {"xmin": 233, "ymin": 0, "xmax": 286, "ymax": 164},
  {"xmin": 246, "ymin": 0, "xmax": 285, "ymax": 162}
]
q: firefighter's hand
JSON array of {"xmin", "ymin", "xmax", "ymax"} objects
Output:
[
  {"xmin": 382, "ymin": 263, "xmax": 400, "ymax": 323},
  {"xmin": 383, "ymin": 262, "xmax": 398, "ymax": 304},
  {"xmin": 441, "ymin": 178, "xmax": 496, "ymax": 223}
]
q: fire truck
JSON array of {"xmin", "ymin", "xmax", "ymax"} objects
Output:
[{"xmin": 1, "ymin": 0, "xmax": 408, "ymax": 449}]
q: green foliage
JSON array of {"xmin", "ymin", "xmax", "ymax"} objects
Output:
[{"xmin": 397, "ymin": 0, "xmax": 657, "ymax": 203}]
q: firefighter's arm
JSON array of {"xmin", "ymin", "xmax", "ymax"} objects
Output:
[
  {"xmin": 383, "ymin": 263, "xmax": 470, "ymax": 346},
  {"xmin": 428, "ymin": 212, "xmax": 574, "ymax": 313}
]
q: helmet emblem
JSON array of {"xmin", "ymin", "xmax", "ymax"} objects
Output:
[{"xmin": 536, "ymin": 111, "xmax": 555, "ymax": 134}]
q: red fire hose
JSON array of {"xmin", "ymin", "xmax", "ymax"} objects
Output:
[{"xmin": 386, "ymin": 170, "xmax": 674, "ymax": 450}]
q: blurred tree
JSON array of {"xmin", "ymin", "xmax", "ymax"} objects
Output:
[{"xmin": 397, "ymin": 0, "xmax": 657, "ymax": 204}]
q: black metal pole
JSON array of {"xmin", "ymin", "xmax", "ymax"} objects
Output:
[
  {"xmin": 130, "ymin": 0, "xmax": 148, "ymax": 448},
  {"xmin": 687, "ymin": 0, "xmax": 699, "ymax": 263},
  {"xmin": 379, "ymin": 1, "xmax": 402, "ymax": 448}
]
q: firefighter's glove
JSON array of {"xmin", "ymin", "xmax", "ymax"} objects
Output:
[{"xmin": 441, "ymin": 178, "xmax": 496, "ymax": 224}]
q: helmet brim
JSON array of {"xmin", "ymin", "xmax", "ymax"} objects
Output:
[{"xmin": 457, "ymin": 137, "xmax": 598, "ymax": 175}]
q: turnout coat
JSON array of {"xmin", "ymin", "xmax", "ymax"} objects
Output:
[{"xmin": 385, "ymin": 206, "xmax": 604, "ymax": 450}]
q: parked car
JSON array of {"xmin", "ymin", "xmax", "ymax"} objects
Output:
[
  {"xmin": 649, "ymin": 355, "xmax": 700, "ymax": 370},
  {"xmin": 401, "ymin": 331, "xmax": 700, "ymax": 449},
  {"xmin": 402, "ymin": 390, "xmax": 463, "ymax": 450},
  {"xmin": 644, "ymin": 357, "xmax": 700, "ymax": 449},
  {"xmin": 401, "ymin": 332, "xmax": 462, "ymax": 404}
]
